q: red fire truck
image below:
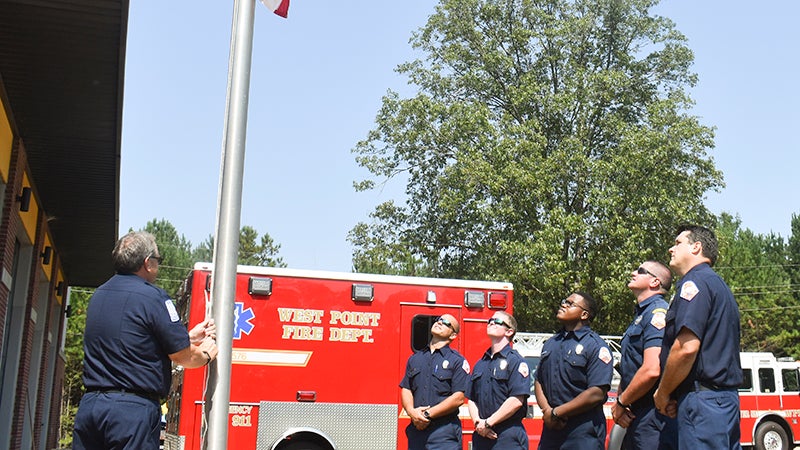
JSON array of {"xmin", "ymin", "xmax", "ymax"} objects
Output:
[
  {"xmin": 739, "ymin": 351, "xmax": 800, "ymax": 450},
  {"xmin": 602, "ymin": 351, "xmax": 800, "ymax": 450},
  {"xmin": 163, "ymin": 263, "xmax": 514, "ymax": 450}
]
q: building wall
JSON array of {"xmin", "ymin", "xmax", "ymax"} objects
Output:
[{"xmin": 0, "ymin": 95, "xmax": 68, "ymax": 450}]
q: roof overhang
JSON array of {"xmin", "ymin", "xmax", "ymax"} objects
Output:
[{"xmin": 0, "ymin": 0, "xmax": 129, "ymax": 286}]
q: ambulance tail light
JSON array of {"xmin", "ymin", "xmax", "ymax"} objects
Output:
[
  {"xmin": 464, "ymin": 291, "xmax": 485, "ymax": 308},
  {"xmin": 488, "ymin": 292, "xmax": 508, "ymax": 309},
  {"xmin": 296, "ymin": 390, "xmax": 317, "ymax": 402},
  {"xmin": 351, "ymin": 284, "xmax": 374, "ymax": 302}
]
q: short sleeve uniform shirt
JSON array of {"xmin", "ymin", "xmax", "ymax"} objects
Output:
[{"xmin": 82, "ymin": 273, "xmax": 190, "ymax": 397}]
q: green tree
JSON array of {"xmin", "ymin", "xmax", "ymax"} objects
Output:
[
  {"xmin": 351, "ymin": 0, "xmax": 720, "ymax": 332},
  {"xmin": 194, "ymin": 225, "xmax": 287, "ymax": 268},
  {"xmin": 141, "ymin": 218, "xmax": 196, "ymax": 296},
  {"xmin": 59, "ymin": 288, "xmax": 91, "ymax": 448},
  {"xmin": 715, "ymin": 213, "xmax": 796, "ymax": 356}
]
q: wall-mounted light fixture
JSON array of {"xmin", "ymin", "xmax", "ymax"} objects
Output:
[
  {"xmin": 41, "ymin": 246, "xmax": 52, "ymax": 265},
  {"xmin": 16, "ymin": 187, "xmax": 31, "ymax": 212},
  {"xmin": 55, "ymin": 281, "xmax": 65, "ymax": 297}
]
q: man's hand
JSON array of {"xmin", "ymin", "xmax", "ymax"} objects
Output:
[
  {"xmin": 653, "ymin": 388, "xmax": 677, "ymax": 418},
  {"xmin": 474, "ymin": 420, "xmax": 498, "ymax": 439},
  {"xmin": 543, "ymin": 408, "xmax": 566, "ymax": 430},
  {"xmin": 410, "ymin": 406, "xmax": 430, "ymax": 430},
  {"xmin": 189, "ymin": 319, "xmax": 216, "ymax": 344},
  {"xmin": 611, "ymin": 401, "xmax": 635, "ymax": 428},
  {"xmin": 197, "ymin": 336, "xmax": 218, "ymax": 362}
]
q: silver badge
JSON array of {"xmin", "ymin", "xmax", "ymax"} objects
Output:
[{"xmin": 575, "ymin": 344, "xmax": 584, "ymax": 355}]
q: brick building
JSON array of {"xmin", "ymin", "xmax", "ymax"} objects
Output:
[{"xmin": 0, "ymin": 1, "xmax": 129, "ymax": 448}]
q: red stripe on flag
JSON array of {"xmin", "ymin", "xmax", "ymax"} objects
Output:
[
  {"xmin": 260, "ymin": 0, "xmax": 289, "ymax": 18},
  {"xmin": 273, "ymin": 0, "xmax": 289, "ymax": 18}
]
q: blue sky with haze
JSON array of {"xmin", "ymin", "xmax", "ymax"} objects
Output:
[{"xmin": 119, "ymin": 1, "xmax": 799, "ymax": 272}]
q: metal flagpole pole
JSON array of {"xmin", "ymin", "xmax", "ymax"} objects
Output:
[{"xmin": 204, "ymin": 0, "xmax": 256, "ymax": 449}]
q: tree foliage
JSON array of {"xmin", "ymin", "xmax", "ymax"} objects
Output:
[
  {"xmin": 58, "ymin": 288, "xmax": 90, "ymax": 447},
  {"xmin": 715, "ymin": 213, "xmax": 798, "ymax": 357},
  {"xmin": 194, "ymin": 225, "xmax": 287, "ymax": 268},
  {"xmin": 350, "ymin": 0, "xmax": 721, "ymax": 332}
]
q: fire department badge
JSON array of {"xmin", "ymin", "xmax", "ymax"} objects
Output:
[
  {"xmin": 462, "ymin": 360, "xmax": 471, "ymax": 374},
  {"xmin": 680, "ymin": 281, "xmax": 699, "ymax": 301},
  {"xmin": 599, "ymin": 347, "xmax": 612, "ymax": 364},
  {"xmin": 575, "ymin": 344, "xmax": 584, "ymax": 355},
  {"xmin": 518, "ymin": 362, "xmax": 530, "ymax": 377},
  {"xmin": 634, "ymin": 315, "xmax": 642, "ymax": 325},
  {"xmin": 499, "ymin": 359, "xmax": 508, "ymax": 370},
  {"xmin": 650, "ymin": 308, "xmax": 667, "ymax": 330},
  {"xmin": 442, "ymin": 360, "xmax": 449, "ymax": 369}
]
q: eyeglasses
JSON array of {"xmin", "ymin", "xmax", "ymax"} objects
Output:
[
  {"xmin": 636, "ymin": 266, "xmax": 660, "ymax": 284},
  {"xmin": 436, "ymin": 316, "xmax": 456, "ymax": 332},
  {"xmin": 149, "ymin": 254, "xmax": 164, "ymax": 264},
  {"xmin": 560, "ymin": 298, "xmax": 589, "ymax": 312},
  {"xmin": 487, "ymin": 317, "xmax": 510, "ymax": 328}
]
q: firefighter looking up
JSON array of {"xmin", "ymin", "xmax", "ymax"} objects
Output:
[
  {"xmin": 533, "ymin": 292, "xmax": 613, "ymax": 450},
  {"xmin": 612, "ymin": 261, "xmax": 677, "ymax": 449},
  {"xmin": 654, "ymin": 225, "xmax": 743, "ymax": 449},
  {"xmin": 468, "ymin": 311, "xmax": 530, "ymax": 450},
  {"xmin": 73, "ymin": 231, "xmax": 218, "ymax": 450},
  {"xmin": 400, "ymin": 314, "xmax": 470, "ymax": 450}
]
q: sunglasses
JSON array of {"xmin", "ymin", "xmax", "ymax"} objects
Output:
[
  {"xmin": 636, "ymin": 266, "xmax": 661, "ymax": 284},
  {"xmin": 436, "ymin": 316, "xmax": 456, "ymax": 332},
  {"xmin": 487, "ymin": 317, "xmax": 510, "ymax": 328},
  {"xmin": 149, "ymin": 254, "xmax": 164, "ymax": 264},
  {"xmin": 560, "ymin": 298, "xmax": 590, "ymax": 312}
]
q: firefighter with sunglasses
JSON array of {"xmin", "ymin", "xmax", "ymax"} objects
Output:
[{"xmin": 400, "ymin": 314, "xmax": 470, "ymax": 450}]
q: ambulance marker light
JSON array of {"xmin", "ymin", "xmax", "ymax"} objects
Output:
[
  {"xmin": 426, "ymin": 290, "xmax": 436, "ymax": 303},
  {"xmin": 352, "ymin": 284, "xmax": 374, "ymax": 302},
  {"xmin": 464, "ymin": 291, "xmax": 485, "ymax": 308},
  {"xmin": 297, "ymin": 391, "xmax": 317, "ymax": 402},
  {"xmin": 488, "ymin": 292, "xmax": 508, "ymax": 309},
  {"xmin": 248, "ymin": 277, "xmax": 273, "ymax": 296}
]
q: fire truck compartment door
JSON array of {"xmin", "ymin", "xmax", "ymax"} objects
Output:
[{"xmin": 257, "ymin": 401, "xmax": 397, "ymax": 449}]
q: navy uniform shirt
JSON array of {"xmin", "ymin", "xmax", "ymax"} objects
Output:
[
  {"xmin": 535, "ymin": 326, "xmax": 613, "ymax": 407},
  {"xmin": 467, "ymin": 344, "xmax": 530, "ymax": 424},
  {"xmin": 82, "ymin": 274, "xmax": 190, "ymax": 397},
  {"xmin": 619, "ymin": 294, "xmax": 669, "ymax": 403},
  {"xmin": 662, "ymin": 263, "xmax": 743, "ymax": 393},
  {"xmin": 400, "ymin": 345, "xmax": 470, "ymax": 411}
]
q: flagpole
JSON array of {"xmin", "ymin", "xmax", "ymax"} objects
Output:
[{"xmin": 204, "ymin": 0, "xmax": 256, "ymax": 449}]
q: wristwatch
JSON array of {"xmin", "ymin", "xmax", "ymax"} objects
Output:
[
  {"xmin": 423, "ymin": 410, "xmax": 431, "ymax": 420},
  {"xmin": 617, "ymin": 397, "xmax": 632, "ymax": 409}
]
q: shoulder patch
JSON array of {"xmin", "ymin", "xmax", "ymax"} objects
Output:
[
  {"xmin": 518, "ymin": 362, "xmax": 529, "ymax": 377},
  {"xmin": 680, "ymin": 281, "xmax": 699, "ymax": 301},
  {"xmin": 462, "ymin": 359, "xmax": 471, "ymax": 374},
  {"xmin": 165, "ymin": 299, "xmax": 180, "ymax": 322},
  {"xmin": 598, "ymin": 347, "xmax": 612, "ymax": 364},
  {"xmin": 650, "ymin": 310, "xmax": 666, "ymax": 330}
]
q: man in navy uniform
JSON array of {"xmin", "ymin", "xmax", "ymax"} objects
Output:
[
  {"xmin": 400, "ymin": 314, "xmax": 470, "ymax": 450},
  {"xmin": 468, "ymin": 311, "xmax": 530, "ymax": 450},
  {"xmin": 534, "ymin": 291, "xmax": 613, "ymax": 450},
  {"xmin": 612, "ymin": 261, "xmax": 677, "ymax": 449},
  {"xmin": 654, "ymin": 225, "xmax": 743, "ymax": 449},
  {"xmin": 73, "ymin": 231, "xmax": 218, "ymax": 449}
]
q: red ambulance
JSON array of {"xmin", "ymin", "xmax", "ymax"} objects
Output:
[{"xmin": 163, "ymin": 263, "xmax": 513, "ymax": 450}]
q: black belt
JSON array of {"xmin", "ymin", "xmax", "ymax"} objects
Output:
[
  {"xmin": 88, "ymin": 387, "xmax": 161, "ymax": 402},
  {"xmin": 694, "ymin": 381, "xmax": 737, "ymax": 392}
]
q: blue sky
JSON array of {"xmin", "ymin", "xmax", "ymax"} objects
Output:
[{"xmin": 119, "ymin": 1, "xmax": 799, "ymax": 273}]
